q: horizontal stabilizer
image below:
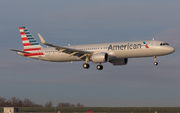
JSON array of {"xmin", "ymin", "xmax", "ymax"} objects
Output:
[{"xmin": 9, "ymin": 49, "xmax": 30, "ymax": 54}]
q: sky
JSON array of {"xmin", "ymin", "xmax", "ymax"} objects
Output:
[{"xmin": 0, "ymin": 0, "xmax": 180, "ymax": 107}]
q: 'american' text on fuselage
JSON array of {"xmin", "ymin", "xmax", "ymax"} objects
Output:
[{"xmin": 108, "ymin": 43, "xmax": 142, "ymax": 51}]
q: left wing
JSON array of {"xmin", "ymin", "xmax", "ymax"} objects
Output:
[{"xmin": 38, "ymin": 34, "xmax": 93, "ymax": 60}]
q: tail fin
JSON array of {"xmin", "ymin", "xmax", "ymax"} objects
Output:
[{"xmin": 19, "ymin": 26, "xmax": 42, "ymax": 51}]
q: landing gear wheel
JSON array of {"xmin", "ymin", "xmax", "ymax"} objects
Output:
[
  {"xmin": 83, "ymin": 63, "xmax": 90, "ymax": 69},
  {"xmin": 153, "ymin": 56, "xmax": 158, "ymax": 66},
  {"xmin": 154, "ymin": 62, "xmax": 158, "ymax": 66},
  {"xmin": 97, "ymin": 65, "xmax": 103, "ymax": 70}
]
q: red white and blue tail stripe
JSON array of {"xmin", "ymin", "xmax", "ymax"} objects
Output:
[
  {"xmin": 19, "ymin": 26, "xmax": 44, "ymax": 57},
  {"xmin": 19, "ymin": 26, "xmax": 42, "ymax": 49}
]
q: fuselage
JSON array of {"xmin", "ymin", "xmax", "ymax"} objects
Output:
[{"xmin": 18, "ymin": 40, "xmax": 175, "ymax": 62}]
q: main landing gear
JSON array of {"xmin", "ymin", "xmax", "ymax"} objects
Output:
[
  {"xmin": 83, "ymin": 57, "xmax": 90, "ymax": 69},
  {"xmin": 83, "ymin": 63, "xmax": 104, "ymax": 70},
  {"xmin": 83, "ymin": 63, "xmax": 90, "ymax": 69},
  {"xmin": 96, "ymin": 64, "xmax": 103, "ymax": 70},
  {"xmin": 153, "ymin": 56, "xmax": 158, "ymax": 66},
  {"xmin": 83, "ymin": 56, "xmax": 104, "ymax": 70}
]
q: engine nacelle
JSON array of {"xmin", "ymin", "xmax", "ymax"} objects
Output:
[
  {"xmin": 91, "ymin": 53, "xmax": 108, "ymax": 63},
  {"xmin": 109, "ymin": 58, "xmax": 128, "ymax": 65}
]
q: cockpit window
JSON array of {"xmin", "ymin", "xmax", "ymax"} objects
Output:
[{"xmin": 160, "ymin": 43, "xmax": 169, "ymax": 46}]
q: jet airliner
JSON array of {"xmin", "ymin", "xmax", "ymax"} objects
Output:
[{"xmin": 10, "ymin": 27, "xmax": 175, "ymax": 70}]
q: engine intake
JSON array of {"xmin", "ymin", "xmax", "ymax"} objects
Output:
[{"xmin": 91, "ymin": 53, "xmax": 108, "ymax": 63}]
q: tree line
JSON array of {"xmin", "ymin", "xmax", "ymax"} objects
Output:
[{"xmin": 0, "ymin": 97, "xmax": 84, "ymax": 107}]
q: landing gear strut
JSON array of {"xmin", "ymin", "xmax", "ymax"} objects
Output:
[
  {"xmin": 153, "ymin": 56, "xmax": 158, "ymax": 66},
  {"xmin": 97, "ymin": 63, "xmax": 103, "ymax": 70},
  {"xmin": 83, "ymin": 56, "xmax": 90, "ymax": 69}
]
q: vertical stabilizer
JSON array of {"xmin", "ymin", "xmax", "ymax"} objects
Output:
[
  {"xmin": 19, "ymin": 26, "xmax": 42, "ymax": 51},
  {"xmin": 19, "ymin": 26, "xmax": 44, "ymax": 57}
]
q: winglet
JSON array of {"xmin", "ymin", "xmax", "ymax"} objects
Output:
[
  {"xmin": 38, "ymin": 34, "xmax": 55, "ymax": 47},
  {"xmin": 38, "ymin": 33, "xmax": 47, "ymax": 44}
]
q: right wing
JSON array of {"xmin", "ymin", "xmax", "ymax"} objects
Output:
[{"xmin": 38, "ymin": 34, "xmax": 93, "ymax": 60}]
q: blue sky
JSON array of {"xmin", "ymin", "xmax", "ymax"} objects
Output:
[{"xmin": 0, "ymin": 0, "xmax": 180, "ymax": 107}]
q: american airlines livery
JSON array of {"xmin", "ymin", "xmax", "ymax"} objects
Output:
[{"xmin": 10, "ymin": 26, "xmax": 175, "ymax": 70}]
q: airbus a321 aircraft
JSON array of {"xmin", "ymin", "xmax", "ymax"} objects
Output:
[{"xmin": 10, "ymin": 27, "xmax": 175, "ymax": 70}]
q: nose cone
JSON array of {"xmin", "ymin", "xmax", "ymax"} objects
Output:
[{"xmin": 168, "ymin": 46, "xmax": 175, "ymax": 54}]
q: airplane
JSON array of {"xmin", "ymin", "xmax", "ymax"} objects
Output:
[{"xmin": 10, "ymin": 26, "xmax": 175, "ymax": 70}]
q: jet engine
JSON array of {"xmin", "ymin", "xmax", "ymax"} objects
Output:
[
  {"xmin": 109, "ymin": 58, "xmax": 128, "ymax": 65},
  {"xmin": 91, "ymin": 53, "xmax": 108, "ymax": 63}
]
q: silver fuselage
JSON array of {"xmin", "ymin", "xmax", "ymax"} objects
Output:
[{"xmin": 18, "ymin": 40, "xmax": 175, "ymax": 62}]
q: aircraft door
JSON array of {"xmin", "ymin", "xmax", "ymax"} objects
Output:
[
  {"xmin": 38, "ymin": 50, "xmax": 43, "ymax": 59},
  {"xmin": 150, "ymin": 41, "xmax": 155, "ymax": 50}
]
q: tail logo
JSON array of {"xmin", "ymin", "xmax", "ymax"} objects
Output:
[
  {"xmin": 19, "ymin": 26, "xmax": 43, "ymax": 57},
  {"xmin": 19, "ymin": 27, "xmax": 40, "ymax": 48}
]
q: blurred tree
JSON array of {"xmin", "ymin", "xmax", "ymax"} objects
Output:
[
  {"xmin": 11, "ymin": 97, "xmax": 19, "ymax": 107},
  {"xmin": 56, "ymin": 102, "xmax": 83, "ymax": 107},
  {"xmin": 17, "ymin": 100, "xmax": 23, "ymax": 107},
  {"xmin": 77, "ymin": 103, "xmax": 84, "ymax": 107},
  {"xmin": 23, "ymin": 98, "xmax": 36, "ymax": 107},
  {"xmin": 45, "ymin": 101, "xmax": 53, "ymax": 107},
  {"xmin": 0, "ymin": 97, "xmax": 6, "ymax": 107},
  {"xmin": 71, "ymin": 104, "xmax": 75, "ymax": 107},
  {"xmin": 0, "ymin": 96, "xmax": 84, "ymax": 108}
]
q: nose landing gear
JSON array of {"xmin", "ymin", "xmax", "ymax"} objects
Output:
[{"xmin": 153, "ymin": 56, "xmax": 158, "ymax": 66}]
